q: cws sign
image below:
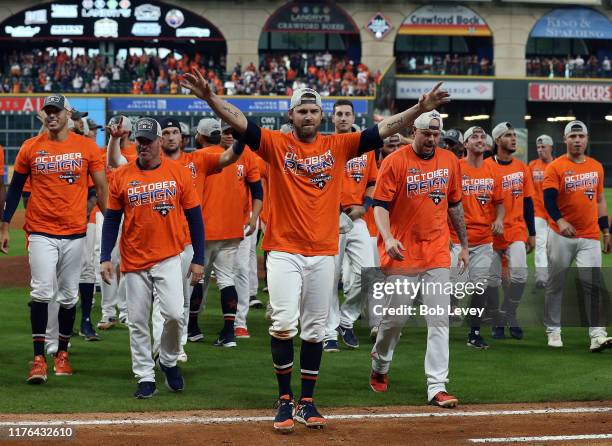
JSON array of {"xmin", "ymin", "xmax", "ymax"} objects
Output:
[
  {"xmin": 528, "ymin": 83, "xmax": 612, "ymax": 102},
  {"xmin": 263, "ymin": 1, "xmax": 359, "ymax": 34}
]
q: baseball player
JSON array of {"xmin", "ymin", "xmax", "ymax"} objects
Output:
[
  {"xmin": 324, "ymin": 99, "xmax": 378, "ymax": 352},
  {"xmin": 0, "ymin": 144, "xmax": 5, "ymax": 212},
  {"xmin": 179, "ymin": 122, "xmax": 191, "ymax": 151},
  {"xmin": 450, "ymin": 126, "xmax": 505, "ymax": 350},
  {"xmin": 529, "ymin": 135, "xmax": 554, "ymax": 289},
  {"xmin": 97, "ymin": 116, "xmax": 136, "ymax": 331},
  {"xmin": 0, "ymin": 94, "xmax": 108, "ymax": 384},
  {"xmin": 369, "ymin": 110, "xmax": 466, "ymax": 409},
  {"xmin": 542, "ymin": 120, "xmax": 612, "ymax": 351},
  {"xmin": 100, "ymin": 117, "xmax": 207, "ymax": 399},
  {"xmin": 484, "ymin": 122, "xmax": 536, "ymax": 340},
  {"xmin": 443, "ymin": 129, "xmax": 464, "ymax": 159},
  {"xmin": 181, "ymin": 69, "xmax": 449, "ymax": 431}
]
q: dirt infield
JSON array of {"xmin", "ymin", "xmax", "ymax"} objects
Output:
[
  {"xmin": 0, "ymin": 210, "xmax": 29, "ymax": 287},
  {"xmin": 1, "ymin": 401, "xmax": 611, "ymax": 446}
]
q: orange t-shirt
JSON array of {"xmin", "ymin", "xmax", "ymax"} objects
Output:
[
  {"xmin": 13, "ymin": 132, "xmax": 104, "ymax": 236},
  {"xmin": 23, "ymin": 177, "xmax": 32, "ymax": 193},
  {"xmin": 542, "ymin": 154, "xmax": 603, "ymax": 240},
  {"xmin": 374, "ymin": 145, "xmax": 461, "ymax": 271},
  {"xmin": 0, "ymin": 144, "xmax": 4, "ymax": 182},
  {"xmin": 529, "ymin": 158, "xmax": 551, "ymax": 219},
  {"xmin": 340, "ymin": 151, "xmax": 378, "ymax": 209},
  {"xmin": 256, "ymin": 128, "xmax": 361, "ymax": 255},
  {"xmin": 485, "ymin": 157, "xmax": 534, "ymax": 249},
  {"xmin": 364, "ymin": 157, "xmax": 383, "ymax": 237},
  {"xmin": 174, "ymin": 149, "xmax": 222, "ymax": 246},
  {"xmin": 255, "ymin": 154, "xmax": 270, "ymax": 226},
  {"xmin": 108, "ymin": 158, "xmax": 200, "ymax": 272},
  {"xmin": 450, "ymin": 158, "xmax": 503, "ymax": 246},
  {"xmin": 200, "ymin": 146, "xmax": 260, "ymax": 241}
]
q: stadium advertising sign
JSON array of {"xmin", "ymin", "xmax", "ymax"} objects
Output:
[
  {"xmin": 397, "ymin": 80, "xmax": 494, "ymax": 100},
  {"xmin": 530, "ymin": 7, "xmax": 612, "ymax": 39},
  {"xmin": 0, "ymin": 0, "xmax": 224, "ymax": 41},
  {"xmin": 399, "ymin": 5, "xmax": 491, "ymax": 36},
  {"xmin": 366, "ymin": 12, "xmax": 393, "ymax": 40},
  {"xmin": 528, "ymin": 82, "xmax": 612, "ymax": 102},
  {"xmin": 108, "ymin": 97, "xmax": 369, "ymax": 115},
  {"xmin": 263, "ymin": 1, "xmax": 359, "ymax": 34}
]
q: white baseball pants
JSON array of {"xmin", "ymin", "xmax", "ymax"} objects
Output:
[
  {"xmin": 235, "ymin": 230, "xmax": 258, "ymax": 329},
  {"xmin": 490, "ymin": 241, "xmax": 529, "ymax": 286},
  {"xmin": 534, "ymin": 217, "xmax": 549, "ymax": 284},
  {"xmin": 267, "ymin": 251, "xmax": 334, "ymax": 342},
  {"xmin": 451, "ymin": 243, "xmax": 496, "ymax": 286},
  {"xmin": 544, "ymin": 229, "xmax": 606, "ymax": 339},
  {"xmin": 125, "ymin": 255, "xmax": 183, "ymax": 383},
  {"xmin": 325, "ymin": 218, "xmax": 375, "ymax": 340},
  {"xmin": 199, "ymin": 239, "xmax": 240, "ymax": 312},
  {"xmin": 371, "ymin": 269, "xmax": 451, "ymax": 401}
]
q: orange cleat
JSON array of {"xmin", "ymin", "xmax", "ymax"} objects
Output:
[
  {"xmin": 27, "ymin": 355, "xmax": 48, "ymax": 384},
  {"xmin": 234, "ymin": 327, "xmax": 251, "ymax": 339},
  {"xmin": 53, "ymin": 351, "xmax": 73, "ymax": 376},
  {"xmin": 369, "ymin": 371, "xmax": 388, "ymax": 393},
  {"xmin": 430, "ymin": 391, "xmax": 459, "ymax": 408}
]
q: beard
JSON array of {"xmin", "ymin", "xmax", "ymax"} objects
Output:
[
  {"xmin": 294, "ymin": 123, "xmax": 318, "ymax": 140},
  {"xmin": 162, "ymin": 145, "xmax": 180, "ymax": 156}
]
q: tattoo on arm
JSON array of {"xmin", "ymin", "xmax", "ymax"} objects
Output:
[
  {"xmin": 448, "ymin": 203, "xmax": 468, "ymax": 247},
  {"xmin": 222, "ymin": 105, "xmax": 240, "ymax": 119},
  {"xmin": 386, "ymin": 117, "xmax": 404, "ymax": 129}
]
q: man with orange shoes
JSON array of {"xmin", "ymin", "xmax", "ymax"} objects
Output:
[
  {"xmin": 484, "ymin": 122, "xmax": 536, "ymax": 340},
  {"xmin": 0, "ymin": 94, "xmax": 108, "ymax": 384},
  {"xmin": 369, "ymin": 110, "xmax": 466, "ymax": 408},
  {"xmin": 194, "ymin": 118, "xmax": 262, "ymax": 347},
  {"xmin": 529, "ymin": 135, "xmax": 555, "ymax": 289},
  {"xmin": 542, "ymin": 121, "xmax": 612, "ymax": 351}
]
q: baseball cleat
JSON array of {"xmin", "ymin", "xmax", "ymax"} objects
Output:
[
  {"xmin": 27, "ymin": 355, "xmax": 48, "ymax": 385},
  {"xmin": 509, "ymin": 326, "xmax": 524, "ymax": 340},
  {"xmin": 234, "ymin": 327, "xmax": 250, "ymax": 339},
  {"xmin": 249, "ymin": 295, "xmax": 263, "ymax": 309},
  {"xmin": 79, "ymin": 320, "xmax": 100, "ymax": 341},
  {"xmin": 213, "ymin": 331, "xmax": 237, "ymax": 348},
  {"xmin": 491, "ymin": 326, "xmax": 505, "ymax": 339},
  {"xmin": 177, "ymin": 350, "xmax": 188, "ymax": 363},
  {"xmin": 134, "ymin": 381, "xmax": 157, "ymax": 399},
  {"xmin": 430, "ymin": 391, "xmax": 459, "ymax": 408},
  {"xmin": 273, "ymin": 395, "xmax": 295, "ymax": 433},
  {"xmin": 369, "ymin": 371, "xmax": 388, "ymax": 393},
  {"xmin": 337, "ymin": 326, "xmax": 359, "ymax": 349},
  {"xmin": 323, "ymin": 340, "xmax": 340, "ymax": 353},
  {"xmin": 590, "ymin": 336, "xmax": 612, "ymax": 353},
  {"xmin": 53, "ymin": 351, "xmax": 73, "ymax": 376},
  {"xmin": 547, "ymin": 332, "xmax": 563, "ymax": 348},
  {"xmin": 187, "ymin": 326, "xmax": 204, "ymax": 342},
  {"xmin": 157, "ymin": 359, "xmax": 184, "ymax": 392},
  {"xmin": 467, "ymin": 333, "xmax": 489, "ymax": 350},
  {"xmin": 97, "ymin": 318, "xmax": 117, "ymax": 330},
  {"xmin": 294, "ymin": 398, "xmax": 326, "ymax": 428}
]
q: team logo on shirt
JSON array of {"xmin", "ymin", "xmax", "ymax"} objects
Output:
[
  {"xmin": 345, "ymin": 154, "xmax": 367, "ymax": 184},
  {"xmin": 153, "ymin": 202, "xmax": 175, "ymax": 216},
  {"xmin": 236, "ymin": 164, "xmax": 245, "ymax": 178},
  {"xmin": 501, "ymin": 172, "xmax": 524, "ymax": 197},
  {"xmin": 405, "ymin": 168, "xmax": 449, "ymax": 197},
  {"xmin": 310, "ymin": 172, "xmax": 332, "ymax": 190},
  {"xmin": 127, "ymin": 180, "xmax": 177, "ymax": 207},
  {"xmin": 129, "ymin": 180, "xmax": 142, "ymax": 187},
  {"xmin": 532, "ymin": 169, "xmax": 544, "ymax": 183},
  {"xmin": 185, "ymin": 162, "xmax": 197, "ymax": 179},
  {"xmin": 283, "ymin": 149, "xmax": 335, "ymax": 189},
  {"xmin": 35, "ymin": 150, "xmax": 50, "ymax": 157},
  {"xmin": 428, "ymin": 190, "xmax": 446, "ymax": 205},
  {"xmin": 476, "ymin": 194, "xmax": 491, "ymax": 205},
  {"xmin": 564, "ymin": 171, "xmax": 599, "ymax": 193},
  {"xmin": 59, "ymin": 171, "xmax": 80, "ymax": 184},
  {"xmin": 34, "ymin": 152, "xmax": 83, "ymax": 175}
]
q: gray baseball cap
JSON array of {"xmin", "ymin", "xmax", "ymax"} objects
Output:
[
  {"xmin": 536, "ymin": 134, "xmax": 554, "ymax": 146},
  {"xmin": 179, "ymin": 122, "xmax": 190, "ymax": 136},
  {"xmin": 42, "ymin": 94, "xmax": 72, "ymax": 112},
  {"xmin": 564, "ymin": 120, "xmax": 588, "ymax": 136},
  {"xmin": 290, "ymin": 87, "xmax": 322, "ymax": 110},
  {"xmin": 443, "ymin": 128, "xmax": 464, "ymax": 145},
  {"xmin": 196, "ymin": 118, "xmax": 221, "ymax": 136},
  {"xmin": 492, "ymin": 122, "xmax": 514, "ymax": 140},
  {"xmin": 464, "ymin": 126, "xmax": 485, "ymax": 141},
  {"xmin": 134, "ymin": 117, "xmax": 162, "ymax": 140},
  {"xmin": 108, "ymin": 115, "xmax": 133, "ymax": 133},
  {"xmin": 414, "ymin": 110, "xmax": 443, "ymax": 131}
]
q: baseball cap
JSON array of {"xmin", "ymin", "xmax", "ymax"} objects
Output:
[
  {"xmin": 289, "ymin": 87, "xmax": 322, "ymax": 110},
  {"xmin": 108, "ymin": 115, "xmax": 133, "ymax": 133},
  {"xmin": 179, "ymin": 122, "xmax": 190, "ymax": 136},
  {"xmin": 133, "ymin": 117, "xmax": 162, "ymax": 140},
  {"xmin": 71, "ymin": 110, "xmax": 88, "ymax": 120},
  {"xmin": 42, "ymin": 94, "xmax": 72, "ymax": 112},
  {"xmin": 564, "ymin": 120, "xmax": 588, "ymax": 136},
  {"xmin": 384, "ymin": 133, "xmax": 401, "ymax": 145},
  {"xmin": 351, "ymin": 123, "xmax": 361, "ymax": 133},
  {"xmin": 196, "ymin": 118, "xmax": 221, "ymax": 136},
  {"xmin": 220, "ymin": 120, "xmax": 232, "ymax": 132},
  {"xmin": 536, "ymin": 134, "xmax": 554, "ymax": 146},
  {"xmin": 81, "ymin": 117, "xmax": 89, "ymax": 135},
  {"xmin": 485, "ymin": 134, "xmax": 493, "ymax": 148},
  {"xmin": 443, "ymin": 128, "xmax": 463, "ymax": 145},
  {"xmin": 159, "ymin": 117, "xmax": 181, "ymax": 131},
  {"xmin": 279, "ymin": 123, "xmax": 293, "ymax": 134},
  {"xmin": 414, "ymin": 110, "xmax": 443, "ymax": 131},
  {"xmin": 463, "ymin": 126, "xmax": 485, "ymax": 141},
  {"xmin": 492, "ymin": 122, "xmax": 514, "ymax": 140},
  {"xmin": 87, "ymin": 118, "xmax": 102, "ymax": 130}
]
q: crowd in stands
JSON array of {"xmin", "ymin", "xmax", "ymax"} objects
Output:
[
  {"xmin": 1, "ymin": 49, "xmax": 379, "ymax": 97},
  {"xmin": 526, "ymin": 55, "xmax": 612, "ymax": 78},
  {"xmin": 396, "ymin": 53, "xmax": 493, "ymax": 76}
]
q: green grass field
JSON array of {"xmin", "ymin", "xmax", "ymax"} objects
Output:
[
  {"xmin": 0, "ymin": 189, "xmax": 611, "ymax": 414},
  {"xmin": 0, "ymin": 284, "xmax": 611, "ymax": 414}
]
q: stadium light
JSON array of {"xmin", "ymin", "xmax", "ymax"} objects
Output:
[
  {"xmin": 463, "ymin": 115, "xmax": 490, "ymax": 121},
  {"xmin": 605, "ymin": 115, "xmax": 612, "ymax": 121},
  {"xmin": 546, "ymin": 116, "xmax": 576, "ymax": 122},
  {"xmin": 524, "ymin": 115, "xmax": 531, "ymax": 120},
  {"xmin": 440, "ymin": 113, "xmax": 449, "ymax": 118}
]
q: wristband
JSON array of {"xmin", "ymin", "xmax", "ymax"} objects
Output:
[
  {"xmin": 598, "ymin": 216, "xmax": 609, "ymax": 231},
  {"xmin": 363, "ymin": 196, "xmax": 374, "ymax": 211}
]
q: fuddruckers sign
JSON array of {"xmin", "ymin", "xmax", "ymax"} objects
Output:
[
  {"xmin": 263, "ymin": 1, "xmax": 359, "ymax": 34},
  {"xmin": 528, "ymin": 83, "xmax": 612, "ymax": 103}
]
